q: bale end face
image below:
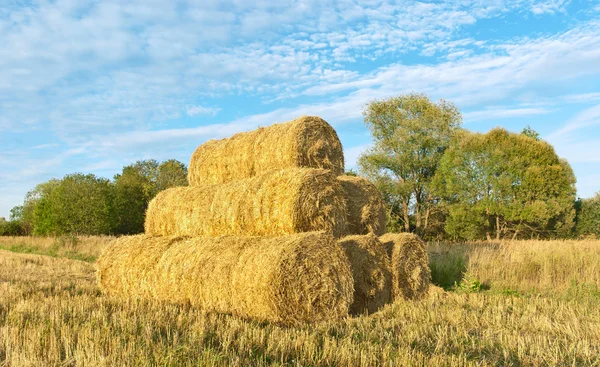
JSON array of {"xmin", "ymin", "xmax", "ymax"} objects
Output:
[
  {"xmin": 338, "ymin": 234, "xmax": 392, "ymax": 315},
  {"xmin": 379, "ymin": 233, "xmax": 431, "ymax": 301},
  {"xmin": 338, "ymin": 175, "xmax": 387, "ymax": 236}
]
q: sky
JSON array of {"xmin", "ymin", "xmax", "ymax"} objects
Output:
[{"xmin": 1, "ymin": 0, "xmax": 600, "ymax": 218}]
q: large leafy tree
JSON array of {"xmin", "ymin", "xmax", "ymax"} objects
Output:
[
  {"xmin": 358, "ymin": 93, "xmax": 462, "ymax": 236},
  {"xmin": 47, "ymin": 174, "xmax": 116, "ymax": 235},
  {"xmin": 433, "ymin": 128, "xmax": 577, "ymax": 240},
  {"xmin": 28, "ymin": 179, "xmax": 61, "ymax": 235},
  {"xmin": 576, "ymin": 192, "xmax": 600, "ymax": 238}
]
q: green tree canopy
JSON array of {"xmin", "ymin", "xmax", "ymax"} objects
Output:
[
  {"xmin": 576, "ymin": 192, "xmax": 600, "ymax": 238},
  {"xmin": 433, "ymin": 128, "xmax": 577, "ymax": 240},
  {"xmin": 113, "ymin": 159, "xmax": 188, "ymax": 234},
  {"xmin": 358, "ymin": 93, "xmax": 462, "ymax": 236},
  {"xmin": 47, "ymin": 173, "xmax": 115, "ymax": 235}
]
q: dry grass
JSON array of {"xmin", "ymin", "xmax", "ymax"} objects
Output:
[
  {"xmin": 429, "ymin": 239, "xmax": 600, "ymax": 295},
  {"xmin": 0, "ymin": 235, "xmax": 111, "ymax": 261},
  {"xmin": 188, "ymin": 116, "xmax": 345, "ymax": 186},
  {"xmin": 337, "ymin": 175, "xmax": 387, "ymax": 236},
  {"xmin": 380, "ymin": 233, "xmax": 432, "ymax": 301},
  {"xmin": 2, "ymin": 245, "xmax": 600, "ymax": 366},
  {"xmin": 145, "ymin": 169, "xmax": 348, "ymax": 238},
  {"xmin": 97, "ymin": 232, "xmax": 354, "ymax": 326},
  {"xmin": 337, "ymin": 234, "xmax": 392, "ymax": 315}
]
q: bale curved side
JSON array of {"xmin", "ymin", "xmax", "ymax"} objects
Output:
[
  {"xmin": 188, "ymin": 116, "xmax": 344, "ymax": 186},
  {"xmin": 96, "ymin": 232, "xmax": 354, "ymax": 326},
  {"xmin": 379, "ymin": 233, "xmax": 431, "ymax": 301},
  {"xmin": 337, "ymin": 234, "xmax": 392, "ymax": 315},
  {"xmin": 145, "ymin": 169, "xmax": 348, "ymax": 238},
  {"xmin": 338, "ymin": 175, "xmax": 387, "ymax": 236}
]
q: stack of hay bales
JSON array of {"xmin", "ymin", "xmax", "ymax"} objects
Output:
[{"xmin": 97, "ymin": 116, "xmax": 430, "ymax": 325}]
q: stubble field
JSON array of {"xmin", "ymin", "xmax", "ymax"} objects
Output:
[{"xmin": 1, "ymin": 237, "xmax": 599, "ymax": 366}]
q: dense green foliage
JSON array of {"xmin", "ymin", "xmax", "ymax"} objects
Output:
[
  {"xmin": 358, "ymin": 93, "xmax": 586, "ymax": 240},
  {"xmin": 576, "ymin": 192, "xmax": 600, "ymax": 238},
  {"xmin": 433, "ymin": 128, "xmax": 577, "ymax": 240},
  {"xmin": 358, "ymin": 93, "xmax": 462, "ymax": 237},
  {"xmin": 5, "ymin": 159, "xmax": 187, "ymax": 236}
]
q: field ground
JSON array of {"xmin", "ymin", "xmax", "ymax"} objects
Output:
[{"xmin": 1, "ymin": 237, "xmax": 600, "ymax": 366}]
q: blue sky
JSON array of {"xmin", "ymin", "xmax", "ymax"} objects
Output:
[{"xmin": 1, "ymin": 0, "xmax": 600, "ymax": 218}]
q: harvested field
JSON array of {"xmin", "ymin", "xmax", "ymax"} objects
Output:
[
  {"xmin": 188, "ymin": 116, "xmax": 344, "ymax": 186},
  {"xmin": 96, "ymin": 232, "xmax": 354, "ymax": 326},
  {"xmin": 3, "ymin": 241, "xmax": 600, "ymax": 366},
  {"xmin": 380, "ymin": 233, "xmax": 431, "ymax": 300},
  {"xmin": 145, "ymin": 168, "xmax": 348, "ymax": 238},
  {"xmin": 338, "ymin": 175, "xmax": 387, "ymax": 236}
]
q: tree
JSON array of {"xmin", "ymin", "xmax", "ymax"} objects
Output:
[
  {"xmin": 113, "ymin": 159, "xmax": 188, "ymax": 234},
  {"xmin": 156, "ymin": 159, "xmax": 188, "ymax": 191},
  {"xmin": 576, "ymin": 192, "xmax": 600, "ymax": 238},
  {"xmin": 113, "ymin": 166, "xmax": 151, "ymax": 234},
  {"xmin": 46, "ymin": 173, "xmax": 116, "ymax": 235},
  {"xmin": 521, "ymin": 125, "xmax": 540, "ymax": 141},
  {"xmin": 358, "ymin": 93, "xmax": 462, "ymax": 236},
  {"xmin": 29, "ymin": 179, "xmax": 61, "ymax": 235},
  {"xmin": 433, "ymin": 128, "xmax": 577, "ymax": 240}
]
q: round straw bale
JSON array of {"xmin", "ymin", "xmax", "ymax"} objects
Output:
[
  {"xmin": 337, "ymin": 234, "xmax": 392, "ymax": 315},
  {"xmin": 145, "ymin": 168, "xmax": 348, "ymax": 238},
  {"xmin": 96, "ymin": 232, "xmax": 354, "ymax": 326},
  {"xmin": 338, "ymin": 175, "xmax": 387, "ymax": 236},
  {"xmin": 379, "ymin": 233, "xmax": 431, "ymax": 301},
  {"xmin": 188, "ymin": 116, "xmax": 344, "ymax": 186}
]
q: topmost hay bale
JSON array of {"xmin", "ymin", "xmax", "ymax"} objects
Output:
[{"xmin": 188, "ymin": 116, "xmax": 345, "ymax": 186}]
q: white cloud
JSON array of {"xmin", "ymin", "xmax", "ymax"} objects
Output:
[
  {"xmin": 530, "ymin": 0, "xmax": 571, "ymax": 15},
  {"xmin": 186, "ymin": 105, "xmax": 221, "ymax": 117}
]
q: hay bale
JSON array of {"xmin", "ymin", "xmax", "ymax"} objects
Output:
[
  {"xmin": 188, "ymin": 116, "xmax": 344, "ymax": 186},
  {"xmin": 145, "ymin": 168, "xmax": 348, "ymax": 238},
  {"xmin": 379, "ymin": 233, "xmax": 431, "ymax": 300},
  {"xmin": 337, "ymin": 234, "xmax": 392, "ymax": 315},
  {"xmin": 96, "ymin": 232, "xmax": 354, "ymax": 326},
  {"xmin": 338, "ymin": 175, "xmax": 387, "ymax": 236}
]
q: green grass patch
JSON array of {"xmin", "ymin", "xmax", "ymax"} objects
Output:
[{"xmin": 0, "ymin": 241, "xmax": 97, "ymax": 263}]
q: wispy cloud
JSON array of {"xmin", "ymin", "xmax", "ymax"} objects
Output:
[
  {"xmin": 186, "ymin": 105, "xmax": 221, "ymax": 117},
  {"xmin": 546, "ymin": 104, "xmax": 600, "ymax": 141},
  {"xmin": 464, "ymin": 107, "xmax": 552, "ymax": 122}
]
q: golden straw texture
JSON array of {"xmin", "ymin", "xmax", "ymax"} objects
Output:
[
  {"xmin": 379, "ymin": 233, "xmax": 431, "ymax": 301},
  {"xmin": 96, "ymin": 232, "xmax": 354, "ymax": 326},
  {"xmin": 145, "ymin": 169, "xmax": 348, "ymax": 238},
  {"xmin": 188, "ymin": 116, "xmax": 344, "ymax": 186},
  {"xmin": 338, "ymin": 175, "xmax": 387, "ymax": 236},
  {"xmin": 337, "ymin": 234, "xmax": 392, "ymax": 315}
]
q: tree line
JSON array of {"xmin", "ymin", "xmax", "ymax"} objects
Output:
[
  {"xmin": 1, "ymin": 93, "xmax": 599, "ymax": 240},
  {"xmin": 358, "ymin": 93, "xmax": 599, "ymax": 240},
  {"xmin": 0, "ymin": 159, "xmax": 187, "ymax": 236}
]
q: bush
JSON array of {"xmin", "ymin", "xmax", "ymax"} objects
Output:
[{"xmin": 0, "ymin": 220, "xmax": 25, "ymax": 236}]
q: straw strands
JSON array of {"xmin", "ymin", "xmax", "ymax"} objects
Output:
[
  {"xmin": 338, "ymin": 175, "xmax": 387, "ymax": 236},
  {"xmin": 188, "ymin": 116, "xmax": 344, "ymax": 186},
  {"xmin": 379, "ymin": 233, "xmax": 431, "ymax": 300},
  {"xmin": 145, "ymin": 169, "xmax": 348, "ymax": 238},
  {"xmin": 337, "ymin": 234, "xmax": 392, "ymax": 315},
  {"xmin": 97, "ymin": 232, "xmax": 354, "ymax": 326}
]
